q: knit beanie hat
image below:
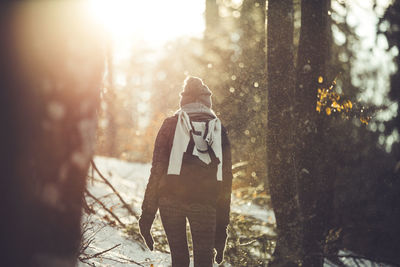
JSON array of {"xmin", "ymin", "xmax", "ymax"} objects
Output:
[{"xmin": 180, "ymin": 76, "xmax": 212, "ymax": 108}]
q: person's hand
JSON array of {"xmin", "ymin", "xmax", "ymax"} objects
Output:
[
  {"xmin": 139, "ymin": 216, "xmax": 154, "ymax": 251},
  {"xmin": 215, "ymin": 227, "xmax": 228, "ymax": 264}
]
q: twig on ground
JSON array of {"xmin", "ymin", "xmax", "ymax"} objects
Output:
[
  {"xmin": 82, "ymin": 194, "xmax": 95, "ymax": 215},
  {"xmin": 85, "ymin": 189, "xmax": 126, "ymax": 227},
  {"xmin": 87, "ymin": 175, "xmax": 106, "ymax": 184},
  {"xmin": 80, "ymin": 244, "xmax": 121, "ymax": 261},
  {"xmin": 80, "ymin": 214, "xmax": 108, "ymax": 253},
  {"xmin": 91, "ymin": 159, "xmax": 139, "ymax": 220},
  {"xmin": 79, "ymin": 260, "xmax": 96, "ymax": 267},
  {"xmin": 114, "ymin": 255, "xmax": 146, "ymax": 266},
  {"xmin": 80, "ymin": 219, "xmax": 95, "ymax": 254}
]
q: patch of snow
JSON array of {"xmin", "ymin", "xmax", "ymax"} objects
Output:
[{"xmin": 232, "ymin": 199, "xmax": 276, "ymax": 225}]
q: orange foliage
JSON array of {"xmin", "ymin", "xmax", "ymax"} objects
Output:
[{"xmin": 316, "ymin": 76, "xmax": 370, "ymax": 125}]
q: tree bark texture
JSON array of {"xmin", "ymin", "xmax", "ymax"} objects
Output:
[
  {"xmin": 295, "ymin": 0, "xmax": 331, "ymax": 266},
  {"xmin": 0, "ymin": 3, "xmax": 104, "ymax": 266},
  {"xmin": 240, "ymin": 0, "xmax": 268, "ymax": 184},
  {"xmin": 267, "ymin": 0, "xmax": 302, "ymax": 266}
]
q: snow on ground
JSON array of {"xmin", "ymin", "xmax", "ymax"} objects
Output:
[
  {"xmin": 79, "ymin": 156, "xmax": 394, "ymax": 267},
  {"xmin": 80, "ymin": 156, "xmax": 238, "ymax": 266},
  {"xmin": 231, "ymin": 200, "xmax": 276, "ymax": 237},
  {"xmin": 80, "ymin": 156, "xmax": 170, "ymax": 267}
]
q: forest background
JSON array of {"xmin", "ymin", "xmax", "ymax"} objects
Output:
[
  {"xmin": 96, "ymin": 0, "xmax": 400, "ymax": 264},
  {"xmin": 0, "ymin": 0, "xmax": 399, "ymax": 266}
]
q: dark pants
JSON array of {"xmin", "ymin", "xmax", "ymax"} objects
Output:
[{"xmin": 159, "ymin": 197, "xmax": 216, "ymax": 267}]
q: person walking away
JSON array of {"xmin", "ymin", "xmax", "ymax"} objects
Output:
[{"xmin": 139, "ymin": 76, "xmax": 233, "ymax": 267}]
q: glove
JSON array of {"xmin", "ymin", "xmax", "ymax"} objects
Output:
[
  {"xmin": 215, "ymin": 226, "xmax": 228, "ymax": 264},
  {"xmin": 139, "ymin": 215, "xmax": 154, "ymax": 251}
]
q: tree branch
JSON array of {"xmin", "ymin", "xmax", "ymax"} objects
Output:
[
  {"xmin": 85, "ymin": 189, "xmax": 126, "ymax": 228},
  {"xmin": 79, "ymin": 244, "xmax": 121, "ymax": 260},
  {"xmin": 91, "ymin": 160, "xmax": 139, "ymax": 220}
]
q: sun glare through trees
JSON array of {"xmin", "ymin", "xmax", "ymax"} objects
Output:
[
  {"xmin": 1, "ymin": 0, "xmax": 399, "ymax": 266},
  {"xmin": 86, "ymin": 0, "xmax": 205, "ymax": 46}
]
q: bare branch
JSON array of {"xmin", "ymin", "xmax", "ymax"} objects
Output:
[
  {"xmin": 113, "ymin": 255, "xmax": 146, "ymax": 266},
  {"xmin": 79, "ymin": 244, "xmax": 121, "ymax": 260},
  {"xmin": 82, "ymin": 194, "xmax": 95, "ymax": 215},
  {"xmin": 80, "ymin": 216, "xmax": 106, "ymax": 256},
  {"xmin": 85, "ymin": 189, "xmax": 126, "ymax": 227},
  {"xmin": 91, "ymin": 160, "xmax": 139, "ymax": 220}
]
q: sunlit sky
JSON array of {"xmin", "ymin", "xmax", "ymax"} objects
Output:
[{"xmin": 87, "ymin": 0, "xmax": 205, "ymax": 48}]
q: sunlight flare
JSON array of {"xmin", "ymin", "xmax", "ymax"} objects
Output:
[{"xmin": 86, "ymin": 0, "xmax": 205, "ymax": 44}]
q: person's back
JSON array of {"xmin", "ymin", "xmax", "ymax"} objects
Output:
[{"xmin": 139, "ymin": 76, "xmax": 233, "ymax": 267}]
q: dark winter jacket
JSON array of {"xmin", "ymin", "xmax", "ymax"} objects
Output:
[{"xmin": 140, "ymin": 114, "xmax": 233, "ymax": 230}]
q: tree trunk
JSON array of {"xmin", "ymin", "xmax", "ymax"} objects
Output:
[
  {"xmin": 294, "ymin": 0, "xmax": 331, "ymax": 266},
  {"xmin": 104, "ymin": 43, "xmax": 118, "ymax": 157},
  {"xmin": 239, "ymin": 0, "xmax": 268, "ymax": 184},
  {"xmin": 383, "ymin": 1, "xmax": 400, "ymax": 160},
  {"xmin": 267, "ymin": 0, "xmax": 302, "ymax": 266},
  {"xmin": 204, "ymin": 0, "xmax": 219, "ymax": 42},
  {"xmin": 0, "ymin": 3, "xmax": 104, "ymax": 266}
]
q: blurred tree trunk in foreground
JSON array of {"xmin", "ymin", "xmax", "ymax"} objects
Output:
[
  {"xmin": 267, "ymin": 0, "xmax": 302, "ymax": 266},
  {"xmin": 267, "ymin": 0, "xmax": 331, "ymax": 266},
  {"xmin": 0, "ymin": 3, "xmax": 104, "ymax": 266}
]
